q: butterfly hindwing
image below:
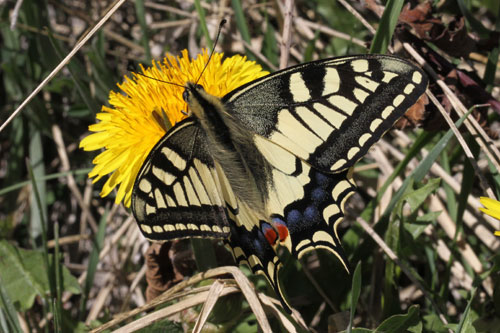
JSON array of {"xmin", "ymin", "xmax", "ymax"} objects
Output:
[
  {"xmin": 223, "ymin": 54, "xmax": 428, "ymax": 172},
  {"xmin": 255, "ymin": 136, "xmax": 355, "ymax": 268},
  {"xmin": 132, "ymin": 118, "xmax": 230, "ymax": 241}
]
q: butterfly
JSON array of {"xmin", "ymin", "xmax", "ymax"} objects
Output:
[{"xmin": 131, "ymin": 54, "xmax": 428, "ymax": 312}]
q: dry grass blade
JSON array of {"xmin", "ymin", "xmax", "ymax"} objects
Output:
[
  {"xmin": 222, "ymin": 266, "xmax": 272, "ymax": 332},
  {"xmin": 278, "ymin": 0, "xmax": 294, "ymax": 69},
  {"xmin": 52, "ymin": 125, "xmax": 98, "ymax": 232},
  {"xmin": 111, "ymin": 285, "xmax": 241, "ymax": 333},
  {"xmin": 258, "ymin": 293, "xmax": 305, "ymax": 332},
  {"xmin": 91, "ymin": 266, "xmax": 273, "ymax": 332},
  {"xmin": 0, "ymin": 0, "xmax": 127, "ymax": 133},
  {"xmin": 192, "ymin": 280, "xmax": 225, "ymax": 333}
]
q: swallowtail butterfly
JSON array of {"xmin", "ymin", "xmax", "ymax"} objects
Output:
[{"xmin": 131, "ymin": 54, "xmax": 428, "ymax": 311}]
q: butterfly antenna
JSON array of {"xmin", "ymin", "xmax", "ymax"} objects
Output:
[
  {"xmin": 135, "ymin": 72, "xmax": 184, "ymax": 89},
  {"xmin": 195, "ymin": 19, "xmax": 227, "ymax": 85}
]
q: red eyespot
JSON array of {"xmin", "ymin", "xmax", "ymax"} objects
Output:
[
  {"xmin": 275, "ymin": 223, "xmax": 289, "ymax": 242},
  {"xmin": 262, "ymin": 224, "xmax": 278, "ymax": 246}
]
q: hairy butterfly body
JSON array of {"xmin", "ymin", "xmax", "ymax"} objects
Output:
[{"xmin": 132, "ymin": 54, "xmax": 428, "ymax": 311}]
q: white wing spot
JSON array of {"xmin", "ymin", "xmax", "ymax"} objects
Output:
[
  {"xmin": 187, "ymin": 223, "xmax": 199, "ymax": 230},
  {"xmin": 267, "ymin": 262, "xmax": 276, "ymax": 282},
  {"xmin": 313, "ymin": 103, "xmax": 346, "ymax": 129},
  {"xmin": 165, "ymin": 194, "xmax": 176, "ymax": 206},
  {"xmin": 359, "ymin": 133, "xmax": 371, "ymax": 146},
  {"xmin": 175, "ymin": 223, "xmax": 187, "ymax": 230},
  {"xmin": 154, "ymin": 188, "xmax": 167, "ymax": 208},
  {"xmin": 212, "ymin": 225, "xmax": 222, "ymax": 233},
  {"xmin": 140, "ymin": 224, "xmax": 152, "ymax": 234},
  {"xmin": 152, "ymin": 166, "xmax": 176, "ymax": 185},
  {"xmin": 323, "ymin": 204, "xmax": 340, "ymax": 222},
  {"xmin": 404, "ymin": 83, "xmax": 415, "ymax": 94},
  {"xmin": 200, "ymin": 224, "xmax": 211, "ymax": 232},
  {"xmin": 163, "ymin": 224, "xmax": 175, "ymax": 232},
  {"xmin": 323, "ymin": 67, "xmax": 340, "ymax": 95},
  {"xmin": 370, "ymin": 118, "xmax": 383, "ymax": 132},
  {"xmin": 382, "ymin": 105, "xmax": 395, "ymax": 119},
  {"xmin": 296, "ymin": 239, "xmax": 311, "ymax": 252},
  {"xmin": 382, "ymin": 71, "xmax": 398, "ymax": 83},
  {"xmin": 183, "ymin": 176, "xmax": 201, "ymax": 206},
  {"xmin": 173, "ymin": 183, "xmax": 188, "ymax": 206},
  {"xmin": 145, "ymin": 204, "xmax": 156, "ymax": 215},
  {"xmin": 289, "ymin": 72, "xmax": 310, "ymax": 103},
  {"xmin": 347, "ymin": 147, "xmax": 360, "ymax": 160},
  {"xmin": 351, "ymin": 59, "xmax": 369, "ymax": 72},
  {"xmin": 193, "ymin": 159, "xmax": 222, "ymax": 206},
  {"xmin": 331, "ymin": 159, "xmax": 347, "ymax": 171},
  {"xmin": 233, "ymin": 247, "xmax": 245, "ymax": 259},
  {"xmin": 161, "ymin": 147, "xmax": 186, "ymax": 170},
  {"xmin": 312, "ymin": 230, "xmax": 335, "ymax": 244},
  {"xmin": 223, "ymin": 226, "xmax": 230, "ymax": 233},
  {"xmin": 353, "ymin": 88, "xmax": 370, "ymax": 103},
  {"xmin": 248, "ymin": 254, "xmax": 263, "ymax": 268},
  {"xmin": 188, "ymin": 166, "xmax": 211, "ymax": 205},
  {"xmin": 328, "ymin": 95, "xmax": 358, "ymax": 115},
  {"xmin": 393, "ymin": 94, "xmax": 405, "ymax": 107},
  {"xmin": 138, "ymin": 179, "xmax": 152, "ymax": 193},
  {"xmin": 332, "ymin": 180, "xmax": 353, "ymax": 201},
  {"xmin": 412, "ymin": 71, "xmax": 422, "ymax": 84},
  {"xmin": 153, "ymin": 226, "xmax": 163, "ymax": 233},
  {"xmin": 355, "ymin": 76, "xmax": 379, "ymax": 92},
  {"xmin": 296, "ymin": 106, "xmax": 334, "ymax": 141}
]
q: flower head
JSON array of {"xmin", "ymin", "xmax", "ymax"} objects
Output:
[
  {"xmin": 479, "ymin": 197, "xmax": 500, "ymax": 236},
  {"xmin": 80, "ymin": 49, "xmax": 269, "ymax": 207}
]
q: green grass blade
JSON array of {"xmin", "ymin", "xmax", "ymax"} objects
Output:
[
  {"xmin": 194, "ymin": 0, "xmax": 213, "ymax": 50},
  {"xmin": 369, "ymin": 0, "xmax": 404, "ymax": 54},
  {"xmin": 0, "ymin": 168, "xmax": 91, "ymax": 197},
  {"xmin": 0, "ymin": 275, "xmax": 22, "ymax": 333},
  {"xmin": 455, "ymin": 287, "xmax": 477, "ymax": 333},
  {"xmin": 483, "ymin": 4, "xmax": 500, "ymax": 90},
  {"xmin": 135, "ymin": 0, "xmax": 152, "ymax": 62},
  {"xmin": 231, "ymin": 0, "xmax": 255, "ymax": 60},
  {"xmin": 27, "ymin": 159, "xmax": 58, "ymax": 329},
  {"xmin": 53, "ymin": 221, "xmax": 63, "ymax": 332},
  {"xmin": 191, "ymin": 239, "xmax": 218, "ymax": 271},
  {"xmin": 29, "ymin": 126, "xmax": 46, "ymax": 241},
  {"xmin": 347, "ymin": 261, "xmax": 362, "ymax": 333},
  {"xmin": 456, "ymin": 0, "xmax": 492, "ymax": 37}
]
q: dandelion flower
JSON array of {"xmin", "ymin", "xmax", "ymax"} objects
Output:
[
  {"xmin": 478, "ymin": 197, "xmax": 500, "ymax": 236},
  {"xmin": 80, "ymin": 49, "xmax": 269, "ymax": 207}
]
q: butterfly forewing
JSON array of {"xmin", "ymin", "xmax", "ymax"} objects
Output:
[
  {"xmin": 223, "ymin": 55, "xmax": 428, "ymax": 172},
  {"xmin": 132, "ymin": 118, "xmax": 230, "ymax": 241}
]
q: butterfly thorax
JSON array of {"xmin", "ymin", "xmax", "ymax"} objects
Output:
[{"xmin": 184, "ymin": 82, "xmax": 271, "ymax": 215}]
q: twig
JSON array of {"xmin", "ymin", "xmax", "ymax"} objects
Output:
[
  {"xmin": 10, "ymin": 0, "xmax": 24, "ymax": 29},
  {"xmin": 279, "ymin": 0, "xmax": 294, "ymax": 69}
]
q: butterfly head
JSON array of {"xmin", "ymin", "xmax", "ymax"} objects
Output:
[{"xmin": 183, "ymin": 81, "xmax": 224, "ymax": 120}]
